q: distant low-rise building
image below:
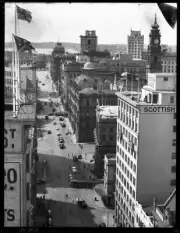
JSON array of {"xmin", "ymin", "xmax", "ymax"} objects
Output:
[
  {"xmin": 94, "ymin": 106, "xmax": 118, "ymax": 178},
  {"xmin": 134, "ymin": 189, "xmax": 176, "ymax": 228},
  {"xmin": 5, "ymin": 67, "xmax": 13, "ymax": 105},
  {"xmin": 161, "ymin": 53, "xmax": 176, "ymax": 73}
]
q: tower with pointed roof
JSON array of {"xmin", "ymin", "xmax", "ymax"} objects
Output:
[{"xmin": 147, "ymin": 14, "xmax": 162, "ymax": 73}]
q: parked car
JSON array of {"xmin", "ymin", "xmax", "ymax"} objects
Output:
[
  {"xmin": 56, "ymin": 127, "xmax": 59, "ymax": 130},
  {"xmin": 73, "ymin": 155, "xmax": 78, "ymax": 162},
  {"xmin": 42, "ymin": 83, "xmax": 45, "ymax": 86},
  {"xmin": 36, "ymin": 179, "xmax": 46, "ymax": 184},
  {"xmin": 78, "ymin": 155, "xmax": 82, "ymax": 160},
  {"xmin": 55, "ymin": 112, "xmax": 61, "ymax": 116},
  {"xmin": 59, "ymin": 138, "xmax": 64, "ymax": 143},
  {"xmin": 48, "ymin": 112, "xmax": 54, "ymax": 116},
  {"xmin": 80, "ymin": 202, "xmax": 87, "ymax": 209},
  {"xmin": 72, "ymin": 166, "xmax": 77, "ymax": 173},
  {"xmin": 47, "ymin": 130, "xmax": 52, "ymax": 134},
  {"xmin": 57, "ymin": 132, "xmax": 61, "ymax": 136},
  {"xmin": 76, "ymin": 198, "xmax": 85, "ymax": 204},
  {"xmin": 99, "ymin": 223, "xmax": 106, "ymax": 227},
  {"xmin": 59, "ymin": 117, "xmax": 64, "ymax": 121},
  {"xmin": 59, "ymin": 143, "xmax": 65, "ymax": 149},
  {"xmin": 53, "ymin": 122, "xmax": 57, "ymax": 125},
  {"xmin": 45, "ymin": 115, "xmax": 49, "ymax": 120}
]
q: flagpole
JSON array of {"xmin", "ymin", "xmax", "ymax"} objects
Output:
[{"xmin": 12, "ymin": 34, "xmax": 16, "ymax": 117}]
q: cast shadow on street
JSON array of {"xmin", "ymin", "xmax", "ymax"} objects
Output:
[{"xmin": 44, "ymin": 198, "xmax": 99, "ymax": 227}]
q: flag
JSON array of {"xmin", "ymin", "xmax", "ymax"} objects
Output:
[
  {"xmin": 13, "ymin": 35, "xmax": 35, "ymax": 52},
  {"xmin": 16, "ymin": 5, "xmax": 32, "ymax": 23},
  {"xmin": 158, "ymin": 3, "xmax": 177, "ymax": 29}
]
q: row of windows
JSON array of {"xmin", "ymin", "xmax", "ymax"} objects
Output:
[
  {"xmin": 5, "ymin": 78, "xmax": 13, "ymax": 84},
  {"xmin": 117, "ymin": 149, "xmax": 137, "ymax": 174},
  {"xmin": 119, "ymin": 101, "xmax": 139, "ymax": 117},
  {"xmin": 5, "ymin": 71, "xmax": 14, "ymax": 76},
  {"xmin": 118, "ymin": 125, "xmax": 138, "ymax": 145},
  {"xmin": 5, "ymin": 86, "xmax": 12, "ymax": 92},
  {"xmin": 5, "ymin": 94, "xmax": 13, "ymax": 98},
  {"xmin": 162, "ymin": 60, "xmax": 176, "ymax": 64},
  {"xmin": 100, "ymin": 134, "xmax": 114, "ymax": 142},
  {"xmin": 116, "ymin": 190, "xmax": 135, "ymax": 224},
  {"xmin": 119, "ymin": 112, "xmax": 138, "ymax": 132},
  {"xmin": 117, "ymin": 163, "xmax": 136, "ymax": 188},
  {"xmin": 117, "ymin": 138, "xmax": 137, "ymax": 160}
]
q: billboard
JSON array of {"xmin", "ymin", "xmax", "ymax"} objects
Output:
[
  {"xmin": 4, "ymin": 121, "xmax": 23, "ymax": 153},
  {"xmin": 4, "ymin": 162, "xmax": 21, "ymax": 226}
]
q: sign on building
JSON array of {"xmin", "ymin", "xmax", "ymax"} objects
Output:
[
  {"xmin": 4, "ymin": 162, "xmax": 21, "ymax": 226},
  {"xmin": 140, "ymin": 105, "xmax": 176, "ymax": 114},
  {"xmin": 4, "ymin": 121, "xmax": 23, "ymax": 153}
]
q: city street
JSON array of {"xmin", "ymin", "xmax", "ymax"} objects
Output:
[{"xmin": 36, "ymin": 69, "xmax": 115, "ymax": 227}]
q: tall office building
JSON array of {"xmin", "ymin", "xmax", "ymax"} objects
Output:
[
  {"xmin": 80, "ymin": 30, "xmax": 97, "ymax": 53},
  {"xmin": 115, "ymin": 72, "xmax": 176, "ymax": 227},
  {"xmin": 127, "ymin": 30, "xmax": 144, "ymax": 59}
]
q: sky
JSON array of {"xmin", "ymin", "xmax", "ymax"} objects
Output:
[{"xmin": 5, "ymin": 3, "xmax": 177, "ymax": 45}]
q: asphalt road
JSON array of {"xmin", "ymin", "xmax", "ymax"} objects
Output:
[{"xmin": 36, "ymin": 70, "xmax": 115, "ymax": 227}]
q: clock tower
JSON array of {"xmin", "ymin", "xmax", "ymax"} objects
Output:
[{"xmin": 147, "ymin": 14, "xmax": 162, "ymax": 73}]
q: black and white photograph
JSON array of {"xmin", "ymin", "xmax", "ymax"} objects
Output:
[{"xmin": 4, "ymin": 2, "xmax": 176, "ymax": 228}]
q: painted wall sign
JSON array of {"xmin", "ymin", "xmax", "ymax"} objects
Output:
[
  {"xmin": 141, "ymin": 106, "xmax": 176, "ymax": 114},
  {"xmin": 4, "ymin": 162, "xmax": 21, "ymax": 226},
  {"xmin": 4, "ymin": 121, "xmax": 23, "ymax": 153}
]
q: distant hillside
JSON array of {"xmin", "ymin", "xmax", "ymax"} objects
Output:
[{"xmin": 5, "ymin": 42, "xmax": 176, "ymax": 54}]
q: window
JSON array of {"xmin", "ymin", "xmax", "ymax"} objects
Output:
[
  {"xmin": 164, "ymin": 77, "xmax": 168, "ymax": 81},
  {"xmin": 130, "ymin": 186, "xmax": 132, "ymax": 194},
  {"xmin": 110, "ymin": 128, "xmax": 113, "ymax": 133},
  {"xmin": 130, "ymin": 173, "xmax": 132, "ymax": 182},
  {"xmin": 122, "ymin": 163, "xmax": 124, "ymax": 171},
  {"xmin": 171, "ymin": 166, "xmax": 176, "ymax": 173},
  {"xmin": 101, "ymin": 134, "xmax": 106, "ymax": 142},
  {"xmin": 127, "ymin": 170, "xmax": 129, "ymax": 178},
  {"xmin": 125, "ymin": 154, "xmax": 127, "ymax": 162},
  {"xmin": 128, "ymin": 158, "xmax": 130, "ymax": 165},
  {"xmin": 26, "ymin": 183, "xmax": 30, "ymax": 200},
  {"xmin": 133, "ymin": 177, "xmax": 136, "ymax": 186},
  {"xmin": 124, "ymin": 166, "xmax": 127, "ymax": 174},
  {"xmin": 170, "ymin": 179, "xmax": 176, "ymax": 186},
  {"xmin": 26, "ymin": 153, "xmax": 29, "ymax": 172},
  {"xmin": 173, "ymin": 126, "xmax": 176, "ymax": 132},
  {"xmin": 86, "ymin": 111, "xmax": 90, "ymax": 117},
  {"xmin": 170, "ymin": 96, "xmax": 174, "ymax": 104},
  {"xmin": 130, "ymin": 161, "xmax": 133, "ymax": 169},
  {"xmin": 172, "ymin": 139, "xmax": 176, "ymax": 146},
  {"xmin": 172, "ymin": 153, "xmax": 176, "ymax": 159},
  {"xmin": 133, "ymin": 190, "xmax": 135, "ymax": 198},
  {"xmin": 134, "ymin": 164, "xmax": 136, "ymax": 173}
]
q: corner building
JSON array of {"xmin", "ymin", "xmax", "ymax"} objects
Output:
[{"xmin": 115, "ymin": 72, "xmax": 176, "ymax": 227}]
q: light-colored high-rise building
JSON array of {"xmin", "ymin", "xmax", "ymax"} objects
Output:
[
  {"xmin": 127, "ymin": 30, "xmax": 144, "ymax": 59},
  {"xmin": 115, "ymin": 72, "xmax": 176, "ymax": 227}
]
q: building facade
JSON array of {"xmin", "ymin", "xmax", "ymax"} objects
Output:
[
  {"xmin": 127, "ymin": 30, "xmax": 144, "ymax": 59},
  {"xmin": 115, "ymin": 72, "xmax": 176, "ymax": 227},
  {"xmin": 161, "ymin": 53, "xmax": 176, "ymax": 73},
  {"xmin": 147, "ymin": 14, "xmax": 162, "ymax": 73},
  {"xmin": 5, "ymin": 66, "xmax": 13, "ymax": 104},
  {"xmin": 80, "ymin": 30, "xmax": 97, "ymax": 53},
  {"xmin": 94, "ymin": 106, "xmax": 118, "ymax": 178},
  {"xmin": 50, "ymin": 42, "xmax": 65, "ymax": 84},
  {"xmin": 104, "ymin": 154, "xmax": 116, "ymax": 195}
]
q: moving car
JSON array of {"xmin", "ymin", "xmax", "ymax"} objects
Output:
[
  {"xmin": 47, "ymin": 130, "xmax": 52, "ymax": 134},
  {"xmin": 80, "ymin": 202, "xmax": 87, "ymax": 209},
  {"xmin": 56, "ymin": 127, "xmax": 59, "ymax": 130},
  {"xmin": 53, "ymin": 122, "xmax": 57, "ymax": 125},
  {"xmin": 61, "ymin": 123, "xmax": 66, "ymax": 128},
  {"xmin": 45, "ymin": 116, "xmax": 49, "ymax": 120},
  {"xmin": 72, "ymin": 166, "xmax": 77, "ymax": 173},
  {"xmin": 59, "ymin": 138, "xmax": 64, "ymax": 143},
  {"xmin": 42, "ymin": 83, "xmax": 45, "ymax": 85},
  {"xmin": 59, "ymin": 117, "xmax": 64, "ymax": 121},
  {"xmin": 59, "ymin": 143, "xmax": 65, "ymax": 149},
  {"xmin": 57, "ymin": 132, "xmax": 61, "ymax": 136}
]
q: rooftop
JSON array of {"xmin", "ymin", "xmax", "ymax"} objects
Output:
[
  {"xmin": 97, "ymin": 106, "xmax": 118, "ymax": 119},
  {"xmin": 5, "ymin": 104, "xmax": 36, "ymax": 121}
]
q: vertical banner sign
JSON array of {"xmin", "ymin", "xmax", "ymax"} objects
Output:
[{"xmin": 4, "ymin": 162, "xmax": 21, "ymax": 226}]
